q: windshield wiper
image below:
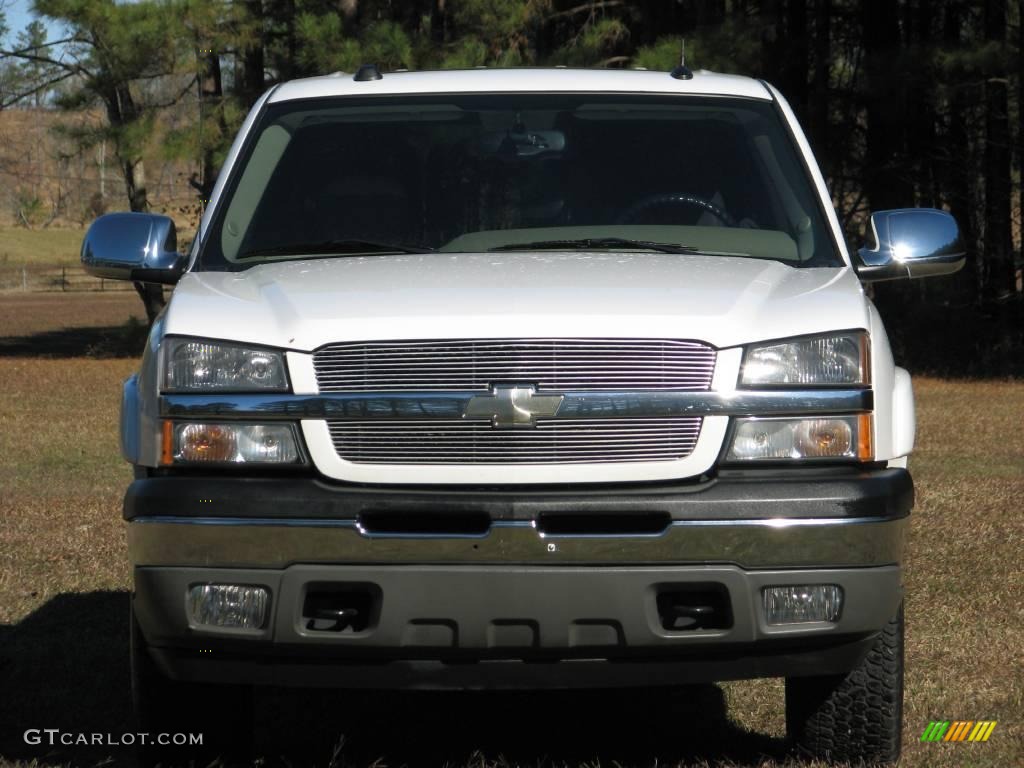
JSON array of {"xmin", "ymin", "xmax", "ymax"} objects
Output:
[
  {"xmin": 239, "ymin": 239, "xmax": 436, "ymax": 260},
  {"xmin": 488, "ymin": 237, "xmax": 748, "ymax": 257}
]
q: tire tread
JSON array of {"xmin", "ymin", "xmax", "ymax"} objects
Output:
[{"xmin": 786, "ymin": 604, "xmax": 904, "ymax": 765}]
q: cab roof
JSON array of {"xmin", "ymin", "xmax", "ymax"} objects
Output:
[{"xmin": 268, "ymin": 67, "xmax": 773, "ymax": 103}]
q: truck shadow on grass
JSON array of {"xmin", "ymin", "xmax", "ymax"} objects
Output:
[
  {"xmin": 0, "ymin": 592, "xmax": 789, "ymax": 767},
  {"xmin": 0, "ymin": 320, "xmax": 148, "ymax": 359}
]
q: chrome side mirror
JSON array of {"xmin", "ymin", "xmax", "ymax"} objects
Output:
[
  {"xmin": 81, "ymin": 212, "xmax": 186, "ymax": 284},
  {"xmin": 854, "ymin": 208, "xmax": 966, "ymax": 282}
]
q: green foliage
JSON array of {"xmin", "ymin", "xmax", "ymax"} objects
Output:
[
  {"xmin": 295, "ymin": 11, "xmax": 350, "ymax": 72},
  {"xmin": 32, "ymin": 0, "xmax": 189, "ymax": 128},
  {"xmin": 15, "ymin": 20, "xmax": 48, "ymax": 106},
  {"xmin": 362, "ymin": 21, "xmax": 414, "ymax": 70},
  {"xmin": 451, "ymin": 0, "xmax": 544, "ymax": 43},
  {"xmin": 439, "ymin": 37, "xmax": 489, "ymax": 69},
  {"xmin": 33, "ymin": 0, "xmax": 184, "ymax": 83},
  {"xmin": 13, "ymin": 189, "xmax": 47, "ymax": 229},
  {"xmin": 632, "ymin": 36, "xmax": 682, "ymax": 71},
  {"xmin": 295, "ymin": 15, "xmax": 413, "ymax": 73},
  {"xmin": 439, "ymin": 0, "xmax": 548, "ymax": 67},
  {"xmin": 634, "ymin": 17, "xmax": 763, "ymax": 76},
  {"xmin": 550, "ymin": 18, "xmax": 629, "ymax": 66}
]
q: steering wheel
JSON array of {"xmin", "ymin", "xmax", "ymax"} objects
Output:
[{"xmin": 617, "ymin": 193, "xmax": 736, "ymax": 227}]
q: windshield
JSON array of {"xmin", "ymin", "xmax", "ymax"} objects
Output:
[{"xmin": 200, "ymin": 93, "xmax": 841, "ymax": 270}]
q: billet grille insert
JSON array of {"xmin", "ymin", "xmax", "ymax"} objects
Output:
[
  {"xmin": 313, "ymin": 338, "xmax": 717, "ymax": 392},
  {"xmin": 327, "ymin": 417, "xmax": 703, "ymax": 464}
]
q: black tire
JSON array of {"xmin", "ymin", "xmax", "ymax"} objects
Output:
[
  {"xmin": 785, "ymin": 603, "xmax": 904, "ymax": 766},
  {"xmin": 131, "ymin": 600, "xmax": 253, "ymax": 767}
]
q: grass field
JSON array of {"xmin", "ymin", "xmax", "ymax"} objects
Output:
[
  {"xmin": 0, "ymin": 227, "xmax": 85, "ymax": 265},
  {"xmin": 0, "ymin": 292, "xmax": 1021, "ymax": 768},
  {"xmin": 0, "ymin": 226, "xmax": 137, "ymax": 294}
]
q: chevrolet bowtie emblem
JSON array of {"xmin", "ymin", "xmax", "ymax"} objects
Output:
[{"xmin": 463, "ymin": 385, "xmax": 564, "ymax": 427}]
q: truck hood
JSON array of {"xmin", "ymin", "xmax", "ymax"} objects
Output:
[{"xmin": 163, "ymin": 252, "xmax": 869, "ymax": 351}]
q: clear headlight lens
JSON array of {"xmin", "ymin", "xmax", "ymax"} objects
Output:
[
  {"xmin": 741, "ymin": 332, "xmax": 868, "ymax": 386},
  {"xmin": 165, "ymin": 422, "xmax": 301, "ymax": 464},
  {"xmin": 726, "ymin": 415, "xmax": 872, "ymax": 461},
  {"xmin": 163, "ymin": 338, "xmax": 288, "ymax": 392}
]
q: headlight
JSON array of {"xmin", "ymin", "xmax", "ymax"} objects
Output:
[
  {"xmin": 726, "ymin": 415, "xmax": 872, "ymax": 462},
  {"xmin": 163, "ymin": 338, "xmax": 288, "ymax": 392},
  {"xmin": 162, "ymin": 422, "xmax": 302, "ymax": 465},
  {"xmin": 741, "ymin": 332, "xmax": 869, "ymax": 386}
]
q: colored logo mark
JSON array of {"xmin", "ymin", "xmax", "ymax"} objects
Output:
[{"xmin": 920, "ymin": 720, "xmax": 997, "ymax": 742}]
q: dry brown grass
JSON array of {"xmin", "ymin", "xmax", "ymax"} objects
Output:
[
  {"xmin": 0, "ymin": 227, "xmax": 85, "ymax": 265},
  {"xmin": 0, "ymin": 292, "xmax": 142, "ymax": 337},
  {"xmin": 0, "ymin": 293, "xmax": 146, "ymax": 359},
  {"xmin": 0, "ymin": 293, "xmax": 1021, "ymax": 768}
]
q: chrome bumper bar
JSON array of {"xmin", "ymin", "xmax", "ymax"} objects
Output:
[
  {"xmin": 159, "ymin": 388, "xmax": 873, "ymax": 421},
  {"xmin": 128, "ymin": 513, "xmax": 905, "ymax": 569}
]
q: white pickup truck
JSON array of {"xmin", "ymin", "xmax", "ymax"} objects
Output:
[{"xmin": 83, "ymin": 66, "xmax": 964, "ymax": 766}]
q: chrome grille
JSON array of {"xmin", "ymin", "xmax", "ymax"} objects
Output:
[
  {"xmin": 327, "ymin": 417, "xmax": 703, "ymax": 464},
  {"xmin": 313, "ymin": 338, "xmax": 717, "ymax": 392}
]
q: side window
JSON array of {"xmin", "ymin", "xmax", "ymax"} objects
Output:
[{"xmin": 221, "ymin": 125, "xmax": 292, "ymax": 261}]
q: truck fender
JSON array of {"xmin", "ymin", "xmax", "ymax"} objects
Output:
[{"xmin": 891, "ymin": 366, "xmax": 915, "ymax": 461}]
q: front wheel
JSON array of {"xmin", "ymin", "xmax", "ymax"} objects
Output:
[
  {"xmin": 130, "ymin": 600, "xmax": 253, "ymax": 766},
  {"xmin": 785, "ymin": 603, "xmax": 904, "ymax": 765}
]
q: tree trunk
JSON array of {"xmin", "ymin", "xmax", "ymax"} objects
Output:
[
  {"xmin": 810, "ymin": 0, "xmax": 830, "ymax": 154},
  {"xmin": 123, "ymin": 152, "xmax": 163, "ymax": 324},
  {"xmin": 120, "ymin": 157, "xmax": 149, "ymax": 213},
  {"xmin": 198, "ymin": 44, "xmax": 227, "ymax": 202},
  {"xmin": 239, "ymin": 0, "xmax": 265, "ymax": 107},
  {"xmin": 783, "ymin": 0, "xmax": 809, "ymax": 120},
  {"xmin": 861, "ymin": 0, "xmax": 911, "ymax": 211},
  {"xmin": 983, "ymin": 0, "xmax": 1014, "ymax": 300},
  {"xmin": 943, "ymin": 0, "xmax": 979, "ymax": 305},
  {"xmin": 696, "ymin": 0, "xmax": 727, "ymax": 27},
  {"xmin": 760, "ymin": 0, "xmax": 784, "ymax": 85},
  {"xmin": 431, "ymin": 0, "xmax": 447, "ymax": 46},
  {"xmin": 100, "ymin": 74, "xmax": 165, "ymax": 324},
  {"xmin": 860, "ymin": 0, "xmax": 913, "ymax": 341},
  {"xmin": 909, "ymin": 0, "xmax": 937, "ymax": 207},
  {"xmin": 1018, "ymin": 0, "xmax": 1023, "ymax": 294},
  {"xmin": 285, "ymin": 0, "xmax": 297, "ymax": 80}
]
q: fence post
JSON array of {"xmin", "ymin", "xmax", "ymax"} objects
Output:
[
  {"xmin": 62, "ymin": 266, "xmax": 67, "ymax": 292},
  {"xmin": 22, "ymin": 266, "xmax": 27, "ymax": 292}
]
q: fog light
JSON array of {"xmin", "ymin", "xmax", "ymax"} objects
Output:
[
  {"xmin": 188, "ymin": 584, "xmax": 269, "ymax": 629},
  {"xmin": 763, "ymin": 585, "xmax": 843, "ymax": 624}
]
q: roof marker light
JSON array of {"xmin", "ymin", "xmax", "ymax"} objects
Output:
[{"xmin": 354, "ymin": 63, "xmax": 382, "ymax": 82}]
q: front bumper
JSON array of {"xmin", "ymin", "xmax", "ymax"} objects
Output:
[
  {"xmin": 127, "ymin": 468, "xmax": 911, "ymax": 688},
  {"xmin": 126, "ymin": 467, "xmax": 911, "ymax": 568}
]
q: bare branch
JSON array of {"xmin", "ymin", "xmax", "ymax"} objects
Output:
[
  {"xmin": 0, "ymin": 69, "xmax": 78, "ymax": 108},
  {"xmin": 547, "ymin": 1, "xmax": 625, "ymax": 22},
  {"xmin": 2, "ymin": 36, "xmax": 92, "ymax": 56},
  {"xmin": 143, "ymin": 74, "xmax": 199, "ymax": 110},
  {"xmin": 0, "ymin": 47, "xmax": 92, "ymax": 78}
]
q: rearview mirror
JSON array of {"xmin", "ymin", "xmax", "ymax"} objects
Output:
[
  {"xmin": 854, "ymin": 208, "xmax": 965, "ymax": 282},
  {"xmin": 81, "ymin": 212, "xmax": 185, "ymax": 285},
  {"xmin": 480, "ymin": 129, "xmax": 566, "ymax": 159}
]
